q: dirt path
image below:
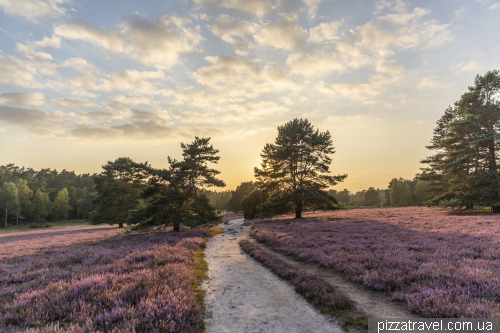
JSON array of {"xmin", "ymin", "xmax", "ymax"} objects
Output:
[
  {"xmin": 247, "ymin": 240, "xmax": 418, "ymax": 319},
  {"xmin": 202, "ymin": 218, "xmax": 344, "ymax": 333}
]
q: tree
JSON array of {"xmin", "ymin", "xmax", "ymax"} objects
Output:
[
  {"xmin": 389, "ymin": 178, "xmax": 413, "ymax": 207},
  {"xmin": 127, "ymin": 137, "xmax": 225, "ymax": 232},
  {"xmin": 0, "ymin": 182, "xmax": 19, "ymax": 227},
  {"xmin": 77, "ymin": 192, "xmax": 96, "ymax": 220},
  {"xmin": 254, "ymin": 118, "xmax": 347, "ymax": 218},
  {"xmin": 92, "ymin": 158, "xmax": 143, "ymax": 228},
  {"xmin": 365, "ymin": 187, "xmax": 381, "ymax": 206},
  {"xmin": 53, "ymin": 188, "xmax": 71, "ymax": 221},
  {"xmin": 33, "ymin": 190, "xmax": 52, "ymax": 222},
  {"xmin": 420, "ymin": 70, "xmax": 500, "ymax": 211},
  {"xmin": 15, "ymin": 179, "xmax": 33, "ymax": 224},
  {"xmin": 332, "ymin": 189, "xmax": 350, "ymax": 205},
  {"xmin": 414, "ymin": 180, "xmax": 430, "ymax": 206},
  {"xmin": 241, "ymin": 189, "xmax": 268, "ymax": 219},
  {"xmin": 381, "ymin": 189, "xmax": 391, "ymax": 206},
  {"xmin": 228, "ymin": 181, "xmax": 255, "ymax": 212}
]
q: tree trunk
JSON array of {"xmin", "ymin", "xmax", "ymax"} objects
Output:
[
  {"xmin": 118, "ymin": 222, "xmax": 123, "ymax": 228},
  {"xmin": 295, "ymin": 199, "xmax": 302, "ymax": 219},
  {"xmin": 174, "ymin": 223, "xmax": 180, "ymax": 232},
  {"xmin": 492, "ymin": 206, "xmax": 500, "ymax": 213}
]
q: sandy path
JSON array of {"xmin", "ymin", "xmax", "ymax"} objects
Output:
[
  {"xmin": 248, "ymin": 240, "xmax": 418, "ymax": 319},
  {"xmin": 202, "ymin": 218, "xmax": 343, "ymax": 333}
]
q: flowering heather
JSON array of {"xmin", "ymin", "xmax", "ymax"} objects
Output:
[
  {"xmin": 251, "ymin": 207, "xmax": 500, "ymax": 318},
  {"xmin": 0, "ymin": 230, "xmax": 208, "ymax": 332},
  {"xmin": 239, "ymin": 240, "xmax": 351, "ymax": 314},
  {"xmin": 0, "ymin": 227, "xmax": 122, "ymax": 260}
]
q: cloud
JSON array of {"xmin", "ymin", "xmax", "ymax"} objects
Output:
[
  {"xmin": 98, "ymin": 70, "xmax": 166, "ymax": 94},
  {"xmin": 416, "ymin": 76, "xmax": 440, "ymax": 90},
  {"xmin": 377, "ymin": 7, "xmax": 430, "ymax": 25},
  {"xmin": 0, "ymin": 104, "xmax": 49, "ymax": 125},
  {"xmin": 450, "ymin": 61, "xmax": 479, "ymax": 72},
  {"xmin": 287, "ymin": 42, "xmax": 369, "ymax": 76},
  {"xmin": 61, "ymin": 58, "xmax": 98, "ymax": 73},
  {"xmin": 54, "ymin": 15, "xmax": 203, "ymax": 69},
  {"xmin": 71, "ymin": 120, "xmax": 175, "ymax": 139},
  {"xmin": 192, "ymin": 56, "xmax": 299, "ymax": 98},
  {"xmin": 0, "ymin": 54, "xmax": 38, "ymax": 87},
  {"xmin": 317, "ymin": 81, "xmax": 379, "ymax": 100},
  {"xmin": 254, "ymin": 18, "xmax": 307, "ymax": 51},
  {"xmin": 107, "ymin": 95, "xmax": 151, "ymax": 109},
  {"xmin": 0, "ymin": 0, "xmax": 67, "ymax": 22},
  {"xmin": 53, "ymin": 98, "xmax": 97, "ymax": 109},
  {"xmin": 489, "ymin": 3, "xmax": 500, "ymax": 10},
  {"xmin": 78, "ymin": 111, "xmax": 119, "ymax": 120},
  {"xmin": 194, "ymin": 0, "xmax": 273, "ymax": 16},
  {"xmin": 210, "ymin": 15, "xmax": 259, "ymax": 55},
  {"xmin": 303, "ymin": 0, "xmax": 322, "ymax": 19},
  {"xmin": 0, "ymin": 92, "xmax": 45, "ymax": 106},
  {"xmin": 308, "ymin": 20, "xmax": 344, "ymax": 43}
]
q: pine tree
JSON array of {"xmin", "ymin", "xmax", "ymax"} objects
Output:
[
  {"xmin": 420, "ymin": 70, "xmax": 500, "ymax": 211},
  {"xmin": 255, "ymin": 118, "xmax": 347, "ymax": 218},
  {"xmin": 365, "ymin": 187, "xmax": 381, "ymax": 206},
  {"xmin": 228, "ymin": 181, "xmax": 255, "ymax": 212},
  {"xmin": 127, "ymin": 137, "xmax": 225, "ymax": 232},
  {"xmin": 92, "ymin": 157, "xmax": 143, "ymax": 228}
]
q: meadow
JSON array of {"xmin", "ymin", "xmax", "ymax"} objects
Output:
[
  {"xmin": 251, "ymin": 207, "xmax": 500, "ymax": 318},
  {"xmin": 0, "ymin": 227, "xmax": 210, "ymax": 332}
]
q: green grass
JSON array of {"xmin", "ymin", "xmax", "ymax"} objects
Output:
[
  {"xmin": 0, "ymin": 219, "xmax": 100, "ymax": 234},
  {"xmin": 193, "ymin": 226, "xmax": 223, "ymax": 332}
]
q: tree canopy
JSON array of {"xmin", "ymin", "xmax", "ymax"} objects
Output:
[
  {"xmin": 127, "ymin": 137, "xmax": 225, "ymax": 232},
  {"xmin": 420, "ymin": 70, "xmax": 500, "ymax": 211},
  {"xmin": 91, "ymin": 157, "xmax": 143, "ymax": 228},
  {"xmin": 254, "ymin": 118, "xmax": 347, "ymax": 218},
  {"xmin": 228, "ymin": 181, "xmax": 255, "ymax": 212}
]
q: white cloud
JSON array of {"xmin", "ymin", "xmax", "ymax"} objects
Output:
[
  {"xmin": 416, "ymin": 76, "xmax": 440, "ymax": 90},
  {"xmin": 254, "ymin": 18, "xmax": 307, "ymax": 51},
  {"xmin": 317, "ymin": 81, "xmax": 379, "ymax": 100},
  {"xmin": 0, "ymin": 0, "xmax": 67, "ymax": 22},
  {"xmin": 98, "ymin": 70, "xmax": 166, "ymax": 94},
  {"xmin": 0, "ymin": 54, "xmax": 38, "ymax": 87},
  {"xmin": 55, "ymin": 15, "xmax": 203, "ymax": 69},
  {"xmin": 71, "ymin": 120, "xmax": 175, "ymax": 139},
  {"xmin": 210, "ymin": 15, "xmax": 259, "ymax": 55},
  {"xmin": 450, "ymin": 61, "xmax": 479, "ymax": 72},
  {"xmin": 302, "ymin": 0, "xmax": 322, "ymax": 19},
  {"xmin": 489, "ymin": 3, "xmax": 500, "ymax": 10},
  {"xmin": 377, "ymin": 7, "xmax": 430, "ymax": 25},
  {"xmin": 194, "ymin": 0, "xmax": 273, "ymax": 16},
  {"xmin": 0, "ymin": 92, "xmax": 45, "ymax": 106},
  {"xmin": 308, "ymin": 20, "xmax": 344, "ymax": 43},
  {"xmin": 53, "ymin": 98, "xmax": 97, "ymax": 109},
  {"xmin": 61, "ymin": 58, "xmax": 98, "ymax": 73}
]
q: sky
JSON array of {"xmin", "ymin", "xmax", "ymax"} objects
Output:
[{"xmin": 0, "ymin": 0, "xmax": 499, "ymax": 192}]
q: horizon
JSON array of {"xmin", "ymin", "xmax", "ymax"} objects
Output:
[{"xmin": 1, "ymin": 0, "xmax": 500, "ymax": 192}]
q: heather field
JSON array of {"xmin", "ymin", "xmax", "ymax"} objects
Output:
[
  {"xmin": 0, "ymin": 227, "xmax": 122, "ymax": 260},
  {"xmin": 251, "ymin": 207, "xmax": 500, "ymax": 318},
  {"xmin": 0, "ymin": 229, "xmax": 211, "ymax": 332}
]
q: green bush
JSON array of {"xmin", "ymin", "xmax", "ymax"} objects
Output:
[
  {"xmin": 241, "ymin": 189, "xmax": 268, "ymax": 219},
  {"xmin": 28, "ymin": 223, "xmax": 41, "ymax": 229},
  {"xmin": 43, "ymin": 223, "xmax": 51, "ymax": 228}
]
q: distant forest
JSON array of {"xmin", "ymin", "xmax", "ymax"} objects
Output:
[{"xmin": 0, "ymin": 162, "xmax": 427, "ymax": 226}]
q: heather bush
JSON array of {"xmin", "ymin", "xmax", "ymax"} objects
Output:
[
  {"xmin": 0, "ymin": 230, "xmax": 208, "ymax": 332},
  {"xmin": 251, "ymin": 207, "xmax": 500, "ymax": 318}
]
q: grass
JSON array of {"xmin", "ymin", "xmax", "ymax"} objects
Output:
[
  {"xmin": 0, "ymin": 219, "xmax": 99, "ymax": 234},
  {"xmin": 193, "ymin": 226, "xmax": 223, "ymax": 332}
]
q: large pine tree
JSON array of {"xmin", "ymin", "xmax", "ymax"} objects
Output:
[
  {"xmin": 420, "ymin": 70, "xmax": 500, "ymax": 211},
  {"xmin": 127, "ymin": 137, "xmax": 225, "ymax": 231},
  {"xmin": 254, "ymin": 118, "xmax": 347, "ymax": 218}
]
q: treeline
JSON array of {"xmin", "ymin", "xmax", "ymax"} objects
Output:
[
  {"xmin": 328, "ymin": 177, "xmax": 430, "ymax": 207},
  {"xmin": 0, "ymin": 164, "xmax": 96, "ymax": 225}
]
